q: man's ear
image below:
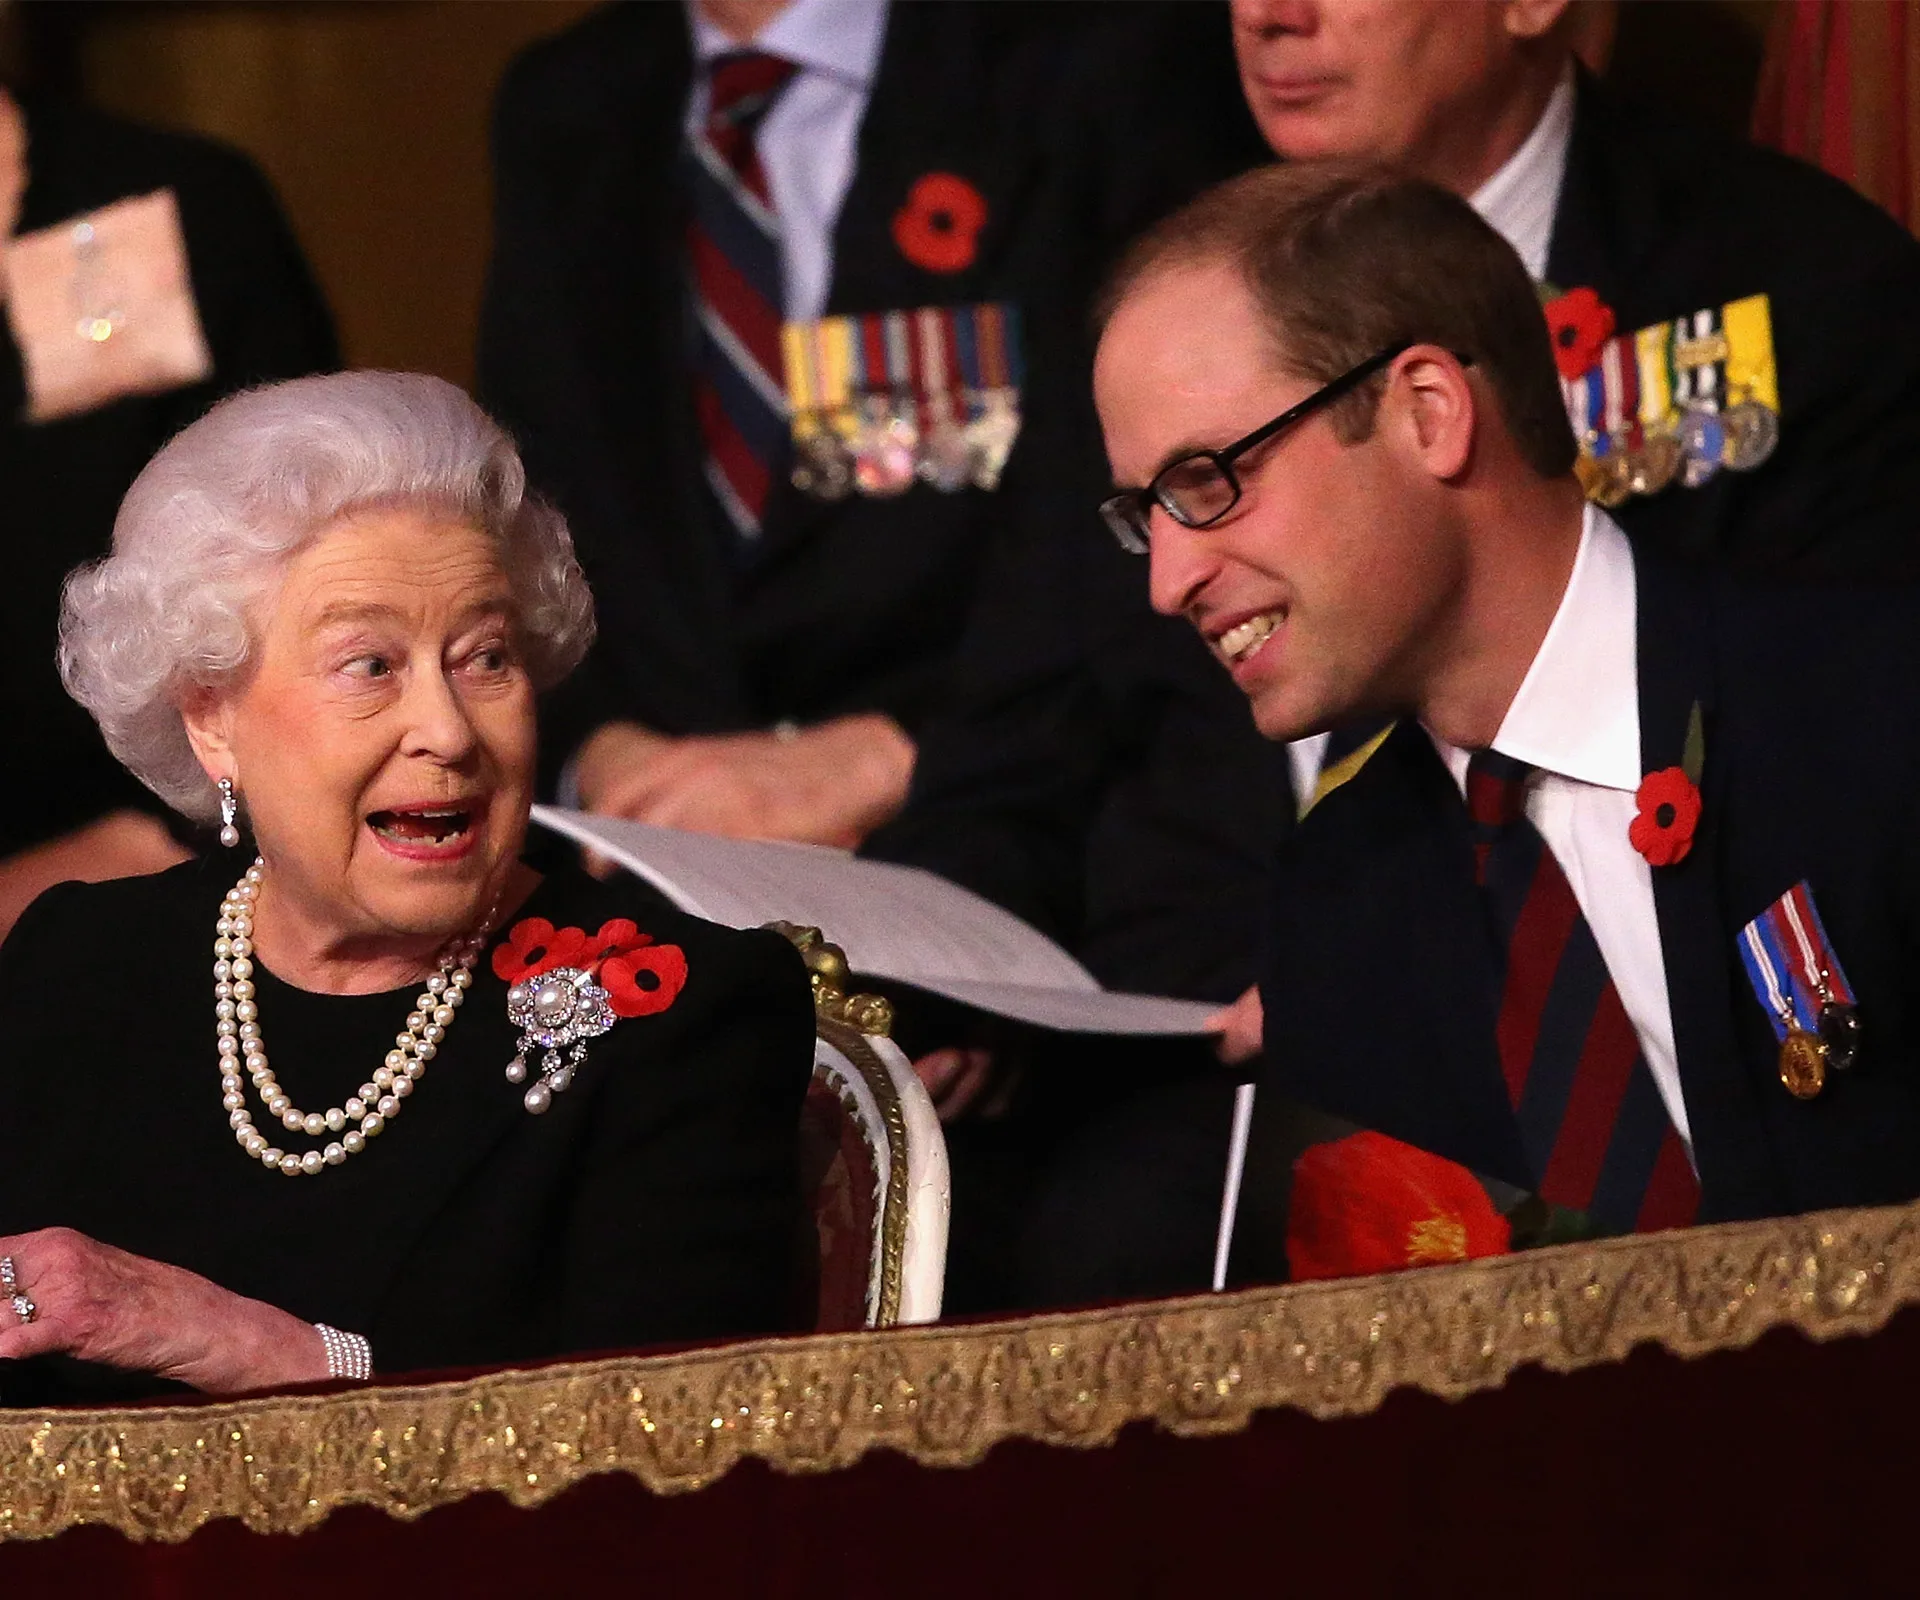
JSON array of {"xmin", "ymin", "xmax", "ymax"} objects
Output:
[
  {"xmin": 178, "ymin": 684, "xmax": 237, "ymax": 786},
  {"xmin": 1502, "ymin": 0, "xmax": 1573, "ymax": 44},
  {"xmin": 1388, "ymin": 347, "xmax": 1477, "ymax": 484}
]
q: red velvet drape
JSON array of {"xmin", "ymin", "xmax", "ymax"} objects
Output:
[{"xmin": 1755, "ymin": 0, "xmax": 1920, "ymax": 231}]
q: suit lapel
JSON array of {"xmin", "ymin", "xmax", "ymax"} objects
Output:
[
  {"xmin": 564, "ymin": 13, "xmax": 748, "ymax": 713},
  {"xmin": 1262, "ymin": 722, "xmax": 1535, "ymax": 1188},
  {"xmin": 1545, "ymin": 67, "xmax": 1661, "ymax": 301},
  {"xmin": 1635, "ymin": 556, "xmax": 1784, "ymax": 1218}
]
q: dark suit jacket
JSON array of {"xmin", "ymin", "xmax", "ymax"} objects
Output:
[
  {"xmin": 1245, "ymin": 556, "xmax": 1920, "ymax": 1262},
  {"xmin": 0, "ymin": 95, "xmax": 337, "ymax": 855},
  {"xmin": 1552, "ymin": 69, "xmax": 1920, "ymax": 578},
  {"xmin": 873, "ymin": 66, "xmax": 1920, "ymax": 1007},
  {"xmin": 0, "ymin": 857, "xmax": 815, "ymax": 1407},
  {"xmin": 479, "ymin": 1, "xmax": 1266, "ymax": 776}
]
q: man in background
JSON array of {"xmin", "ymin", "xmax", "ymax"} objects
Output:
[
  {"xmin": 1231, "ymin": 0, "xmax": 1920, "ymax": 578},
  {"xmin": 481, "ymin": 0, "xmax": 1261, "ymax": 854}
]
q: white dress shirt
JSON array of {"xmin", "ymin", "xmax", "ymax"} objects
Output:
[
  {"xmin": 1429, "ymin": 506, "xmax": 1691, "ymax": 1151},
  {"xmin": 1467, "ymin": 62, "xmax": 1575, "ymax": 283},
  {"xmin": 687, "ymin": 0, "xmax": 888, "ymax": 322}
]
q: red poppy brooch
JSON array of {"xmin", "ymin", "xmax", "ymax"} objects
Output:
[
  {"xmin": 1629, "ymin": 701, "xmax": 1706, "ymax": 868},
  {"xmin": 892, "ymin": 172, "xmax": 987, "ymax": 274},
  {"xmin": 1543, "ymin": 285, "xmax": 1616, "ymax": 381},
  {"xmin": 492, "ymin": 917, "xmax": 688, "ymax": 1114}
]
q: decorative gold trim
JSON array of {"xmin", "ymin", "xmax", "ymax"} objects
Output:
[
  {"xmin": 775, "ymin": 922, "xmax": 911, "ymax": 1323},
  {"xmin": 815, "ymin": 1015, "xmax": 912, "ymax": 1327},
  {"xmin": 5, "ymin": 1196, "xmax": 1919, "ymax": 1543},
  {"xmin": 766, "ymin": 922, "xmax": 894, "ymax": 1037}
]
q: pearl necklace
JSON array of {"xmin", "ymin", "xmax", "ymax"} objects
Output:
[{"xmin": 216, "ymin": 858, "xmax": 489, "ymax": 1178}]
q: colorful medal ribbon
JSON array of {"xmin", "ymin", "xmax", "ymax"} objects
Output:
[
  {"xmin": 1737, "ymin": 881, "xmax": 1861, "ymax": 1100},
  {"xmin": 1564, "ymin": 292, "xmax": 1778, "ymax": 509},
  {"xmin": 780, "ymin": 301, "xmax": 1021, "ymax": 499},
  {"xmin": 966, "ymin": 301, "xmax": 1023, "ymax": 491},
  {"xmin": 914, "ymin": 305, "xmax": 971, "ymax": 490},
  {"xmin": 782, "ymin": 318, "xmax": 852, "ymax": 500}
]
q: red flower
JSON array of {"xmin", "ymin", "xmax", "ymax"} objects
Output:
[
  {"xmin": 584, "ymin": 919, "xmax": 648, "ymax": 966},
  {"xmin": 1543, "ymin": 286, "xmax": 1616, "ymax": 380},
  {"xmin": 491, "ymin": 917, "xmax": 592, "ymax": 983},
  {"xmin": 1287, "ymin": 1131, "xmax": 1510, "ymax": 1283},
  {"xmin": 602, "ymin": 943, "xmax": 689, "ymax": 1018},
  {"xmin": 1629, "ymin": 766, "xmax": 1701, "ymax": 867},
  {"xmin": 891, "ymin": 173, "xmax": 987, "ymax": 274}
]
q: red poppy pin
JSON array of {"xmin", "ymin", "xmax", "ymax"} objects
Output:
[
  {"xmin": 1287, "ymin": 1130, "xmax": 1511, "ymax": 1282},
  {"xmin": 494, "ymin": 916, "xmax": 689, "ymax": 1114},
  {"xmin": 1543, "ymin": 286, "xmax": 1616, "ymax": 381},
  {"xmin": 891, "ymin": 172, "xmax": 987, "ymax": 274},
  {"xmin": 1629, "ymin": 701, "xmax": 1707, "ymax": 868}
]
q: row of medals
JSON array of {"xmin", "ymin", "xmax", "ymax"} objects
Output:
[
  {"xmin": 1575, "ymin": 397, "xmax": 1779, "ymax": 507},
  {"xmin": 1778, "ymin": 991, "xmax": 1861, "ymax": 1101},
  {"xmin": 791, "ymin": 388, "xmax": 1020, "ymax": 500}
]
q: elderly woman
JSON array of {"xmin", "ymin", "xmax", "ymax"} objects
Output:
[{"xmin": 0, "ymin": 372, "xmax": 815, "ymax": 1407}]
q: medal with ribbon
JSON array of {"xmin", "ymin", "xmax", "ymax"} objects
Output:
[
  {"xmin": 1557, "ymin": 291, "xmax": 1779, "ymax": 509},
  {"xmin": 782, "ymin": 319, "xmax": 853, "ymax": 501},
  {"xmin": 781, "ymin": 301, "xmax": 1023, "ymax": 500},
  {"xmin": 913, "ymin": 305, "xmax": 971, "ymax": 490},
  {"xmin": 961, "ymin": 301, "xmax": 1023, "ymax": 491},
  {"xmin": 1736, "ymin": 881, "xmax": 1861, "ymax": 1100}
]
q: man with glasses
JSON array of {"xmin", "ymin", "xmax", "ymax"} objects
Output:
[{"xmin": 1095, "ymin": 162, "xmax": 1920, "ymax": 1269}]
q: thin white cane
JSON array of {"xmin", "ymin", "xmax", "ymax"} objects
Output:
[{"xmin": 1212, "ymin": 1082, "xmax": 1257, "ymax": 1292}]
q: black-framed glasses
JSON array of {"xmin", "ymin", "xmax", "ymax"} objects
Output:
[{"xmin": 1100, "ymin": 341, "xmax": 1418, "ymax": 555}]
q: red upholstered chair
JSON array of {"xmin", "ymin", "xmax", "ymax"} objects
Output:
[{"xmin": 774, "ymin": 925, "xmax": 950, "ymax": 1330}]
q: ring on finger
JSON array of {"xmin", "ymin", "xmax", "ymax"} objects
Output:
[
  {"xmin": 9, "ymin": 1291, "xmax": 34, "ymax": 1325},
  {"xmin": 0, "ymin": 1256, "xmax": 16, "ymax": 1296}
]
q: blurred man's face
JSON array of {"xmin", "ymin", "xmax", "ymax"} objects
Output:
[
  {"xmin": 1094, "ymin": 263, "xmax": 1466, "ymax": 742},
  {"xmin": 1232, "ymin": 0, "xmax": 1552, "ymax": 181}
]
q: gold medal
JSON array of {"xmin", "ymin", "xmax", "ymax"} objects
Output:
[
  {"xmin": 1625, "ymin": 430, "xmax": 1682, "ymax": 497},
  {"xmin": 1777, "ymin": 1027, "xmax": 1828, "ymax": 1100},
  {"xmin": 1575, "ymin": 449, "xmax": 1631, "ymax": 508},
  {"xmin": 791, "ymin": 423, "xmax": 852, "ymax": 500}
]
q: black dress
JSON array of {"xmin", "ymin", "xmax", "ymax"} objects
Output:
[{"xmin": 0, "ymin": 855, "xmax": 815, "ymax": 1407}]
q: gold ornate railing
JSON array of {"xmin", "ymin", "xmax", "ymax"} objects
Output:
[{"xmin": 4, "ymin": 1193, "xmax": 1917, "ymax": 1543}]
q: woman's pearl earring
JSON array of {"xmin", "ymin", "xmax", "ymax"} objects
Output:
[{"xmin": 218, "ymin": 777, "xmax": 240, "ymax": 849}]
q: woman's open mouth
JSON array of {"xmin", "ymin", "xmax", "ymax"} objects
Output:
[{"xmin": 367, "ymin": 804, "xmax": 481, "ymax": 860}]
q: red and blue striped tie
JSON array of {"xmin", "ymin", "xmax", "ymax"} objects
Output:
[
  {"xmin": 688, "ymin": 51, "xmax": 796, "ymax": 549},
  {"xmin": 1466, "ymin": 750, "xmax": 1700, "ymax": 1233}
]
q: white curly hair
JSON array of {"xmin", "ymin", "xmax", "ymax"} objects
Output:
[{"xmin": 59, "ymin": 370, "xmax": 595, "ymax": 822}]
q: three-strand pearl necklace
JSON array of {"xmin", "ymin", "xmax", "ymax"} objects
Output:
[{"xmin": 216, "ymin": 858, "xmax": 488, "ymax": 1177}]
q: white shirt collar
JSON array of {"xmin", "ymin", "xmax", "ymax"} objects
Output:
[
  {"xmin": 688, "ymin": 0, "xmax": 887, "ymax": 87},
  {"xmin": 1468, "ymin": 62, "xmax": 1575, "ymax": 281},
  {"xmin": 1486, "ymin": 503, "xmax": 1641, "ymax": 791}
]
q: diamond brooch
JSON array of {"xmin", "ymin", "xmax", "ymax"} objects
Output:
[{"xmin": 504, "ymin": 967, "xmax": 616, "ymax": 1114}]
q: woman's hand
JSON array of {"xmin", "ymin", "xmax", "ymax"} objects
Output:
[{"xmin": 0, "ymin": 1228, "xmax": 331, "ymax": 1395}]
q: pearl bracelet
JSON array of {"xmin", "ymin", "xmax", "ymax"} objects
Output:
[{"xmin": 314, "ymin": 1322, "xmax": 373, "ymax": 1383}]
